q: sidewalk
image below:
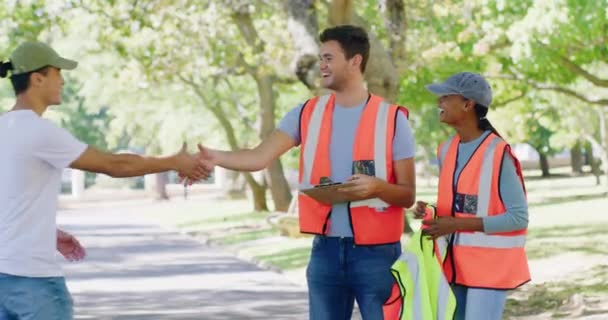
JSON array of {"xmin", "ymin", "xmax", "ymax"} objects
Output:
[{"xmin": 58, "ymin": 202, "xmax": 308, "ymax": 320}]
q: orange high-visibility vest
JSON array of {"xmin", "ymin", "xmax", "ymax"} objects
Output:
[
  {"xmin": 436, "ymin": 133, "xmax": 530, "ymax": 289},
  {"xmin": 298, "ymin": 94, "xmax": 409, "ymax": 245}
]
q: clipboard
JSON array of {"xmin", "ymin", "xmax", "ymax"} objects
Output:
[{"xmin": 300, "ymin": 182, "xmax": 354, "ymax": 205}]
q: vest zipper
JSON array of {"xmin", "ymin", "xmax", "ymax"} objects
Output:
[
  {"xmin": 321, "ymin": 210, "xmax": 332, "ymax": 235},
  {"xmin": 347, "ymin": 204, "xmax": 356, "ymax": 247},
  {"xmin": 447, "ymin": 133, "xmax": 491, "ymax": 283}
]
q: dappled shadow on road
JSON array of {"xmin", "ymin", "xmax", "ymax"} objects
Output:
[
  {"xmin": 73, "ymin": 289, "xmax": 308, "ymax": 320},
  {"xmin": 61, "ymin": 220, "xmax": 309, "ymax": 319}
]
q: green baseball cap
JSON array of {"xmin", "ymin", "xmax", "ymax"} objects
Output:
[{"xmin": 9, "ymin": 41, "xmax": 78, "ymax": 75}]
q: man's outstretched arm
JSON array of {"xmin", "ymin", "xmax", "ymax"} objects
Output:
[
  {"xmin": 70, "ymin": 143, "xmax": 212, "ymax": 180},
  {"xmin": 199, "ymin": 130, "xmax": 297, "ymax": 172}
]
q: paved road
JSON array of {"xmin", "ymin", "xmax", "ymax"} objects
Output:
[{"xmin": 57, "ymin": 203, "xmax": 309, "ymax": 320}]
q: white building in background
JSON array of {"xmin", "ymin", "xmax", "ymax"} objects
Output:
[{"xmin": 61, "ymin": 168, "xmax": 84, "ymax": 198}]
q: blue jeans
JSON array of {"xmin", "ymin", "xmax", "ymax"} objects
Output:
[
  {"xmin": 452, "ymin": 285, "xmax": 507, "ymax": 320},
  {"xmin": 306, "ymin": 236, "xmax": 401, "ymax": 320},
  {"xmin": 0, "ymin": 273, "xmax": 73, "ymax": 320}
]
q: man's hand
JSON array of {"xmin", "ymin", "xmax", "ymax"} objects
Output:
[
  {"xmin": 337, "ymin": 174, "xmax": 382, "ymax": 201},
  {"xmin": 57, "ymin": 229, "xmax": 86, "ymax": 262},
  {"xmin": 179, "ymin": 143, "xmax": 216, "ymax": 185},
  {"xmin": 421, "ymin": 217, "xmax": 458, "ymax": 239},
  {"xmin": 197, "ymin": 143, "xmax": 217, "ymax": 162},
  {"xmin": 174, "ymin": 143, "xmax": 214, "ymax": 183}
]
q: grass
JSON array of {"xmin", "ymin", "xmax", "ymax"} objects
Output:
[
  {"xmin": 505, "ymin": 285, "xmax": 574, "ymax": 317},
  {"xmin": 139, "ymin": 171, "xmax": 608, "ymax": 272},
  {"xmin": 526, "ymin": 241, "xmax": 608, "ymax": 260},
  {"xmin": 528, "ymin": 224, "xmax": 608, "ymax": 239},
  {"xmin": 411, "ymin": 170, "xmax": 608, "ymax": 210},
  {"xmin": 208, "ymin": 227, "xmax": 280, "ymax": 246},
  {"xmin": 524, "ymin": 223, "xmax": 608, "ymax": 259},
  {"xmin": 133, "ymin": 169, "xmax": 608, "ymax": 318},
  {"xmin": 504, "ymin": 279, "xmax": 608, "ymax": 318},
  {"xmin": 504, "ymin": 261, "xmax": 608, "ymax": 318},
  {"xmin": 176, "ymin": 211, "xmax": 268, "ymax": 228},
  {"xmin": 255, "ymin": 247, "xmax": 312, "ymax": 270}
]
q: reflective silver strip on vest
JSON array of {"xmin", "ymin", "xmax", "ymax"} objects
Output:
[
  {"xmin": 351, "ymin": 101, "xmax": 391, "ymax": 209},
  {"xmin": 476, "ymin": 136, "xmax": 502, "ymax": 217},
  {"xmin": 436, "ymin": 271, "xmax": 450, "ymax": 320},
  {"xmin": 436, "ymin": 236, "xmax": 448, "ymax": 260},
  {"xmin": 398, "ymin": 252, "xmax": 423, "ymax": 320},
  {"xmin": 373, "ymin": 101, "xmax": 390, "ymax": 182},
  {"xmin": 300, "ymin": 95, "xmax": 330, "ymax": 188},
  {"xmin": 454, "ymin": 232, "xmax": 526, "ymax": 248},
  {"xmin": 438, "ymin": 136, "xmax": 454, "ymax": 172},
  {"xmin": 434, "ymin": 235, "xmax": 451, "ymax": 319}
]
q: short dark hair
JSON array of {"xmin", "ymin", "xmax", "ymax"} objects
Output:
[
  {"xmin": 0, "ymin": 61, "xmax": 49, "ymax": 95},
  {"xmin": 319, "ymin": 25, "xmax": 370, "ymax": 73}
]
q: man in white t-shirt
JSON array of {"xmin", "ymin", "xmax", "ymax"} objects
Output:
[{"xmin": 0, "ymin": 41, "xmax": 212, "ymax": 320}]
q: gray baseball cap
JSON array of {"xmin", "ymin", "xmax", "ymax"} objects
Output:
[{"xmin": 426, "ymin": 72, "xmax": 493, "ymax": 108}]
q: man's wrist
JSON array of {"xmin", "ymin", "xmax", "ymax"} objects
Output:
[
  {"xmin": 165, "ymin": 154, "xmax": 180, "ymax": 171},
  {"xmin": 208, "ymin": 149, "xmax": 221, "ymax": 166}
]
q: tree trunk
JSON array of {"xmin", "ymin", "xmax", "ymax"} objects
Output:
[
  {"xmin": 255, "ymin": 73, "xmax": 293, "ymax": 211},
  {"xmin": 284, "ymin": 0, "xmax": 319, "ymax": 90},
  {"xmin": 585, "ymin": 142, "xmax": 602, "ymax": 185},
  {"xmin": 225, "ymin": 170, "xmax": 247, "ymax": 199},
  {"xmin": 600, "ymin": 107, "xmax": 608, "ymax": 194},
  {"xmin": 362, "ymin": 28, "xmax": 399, "ymax": 100},
  {"xmin": 539, "ymin": 153, "xmax": 551, "ymax": 177},
  {"xmin": 181, "ymin": 76, "xmax": 270, "ymax": 210},
  {"xmin": 231, "ymin": 8, "xmax": 293, "ymax": 212},
  {"xmin": 384, "ymin": 0, "xmax": 408, "ymax": 70},
  {"xmin": 155, "ymin": 172, "xmax": 169, "ymax": 200},
  {"xmin": 246, "ymin": 173, "xmax": 269, "ymax": 211},
  {"xmin": 570, "ymin": 141, "xmax": 584, "ymax": 175},
  {"xmin": 592, "ymin": 158, "xmax": 602, "ymax": 186},
  {"xmin": 330, "ymin": 0, "xmax": 399, "ymax": 100},
  {"xmin": 266, "ymin": 161, "xmax": 292, "ymax": 211}
]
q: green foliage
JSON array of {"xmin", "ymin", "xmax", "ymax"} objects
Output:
[
  {"xmin": 55, "ymin": 76, "xmax": 113, "ymax": 149},
  {"xmin": 1, "ymin": 0, "xmax": 606, "ymax": 176},
  {"xmin": 0, "ymin": 1, "xmax": 62, "ymax": 55},
  {"xmin": 397, "ymin": 0, "xmax": 606, "ymax": 162}
]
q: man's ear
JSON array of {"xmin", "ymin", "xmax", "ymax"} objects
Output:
[
  {"xmin": 351, "ymin": 54, "xmax": 363, "ymax": 69},
  {"xmin": 29, "ymin": 72, "xmax": 45, "ymax": 88}
]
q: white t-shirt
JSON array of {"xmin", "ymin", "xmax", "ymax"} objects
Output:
[{"xmin": 0, "ymin": 110, "xmax": 87, "ymax": 277}]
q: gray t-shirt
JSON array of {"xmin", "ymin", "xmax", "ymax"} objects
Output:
[
  {"xmin": 279, "ymin": 101, "xmax": 415, "ymax": 237},
  {"xmin": 453, "ymin": 131, "xmax": 528, "ymax": 233}
]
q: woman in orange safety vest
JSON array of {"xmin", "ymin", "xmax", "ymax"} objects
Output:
[{"xmin": 413, "ymin": 72, "xmax": 530, "ymax": 320}]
